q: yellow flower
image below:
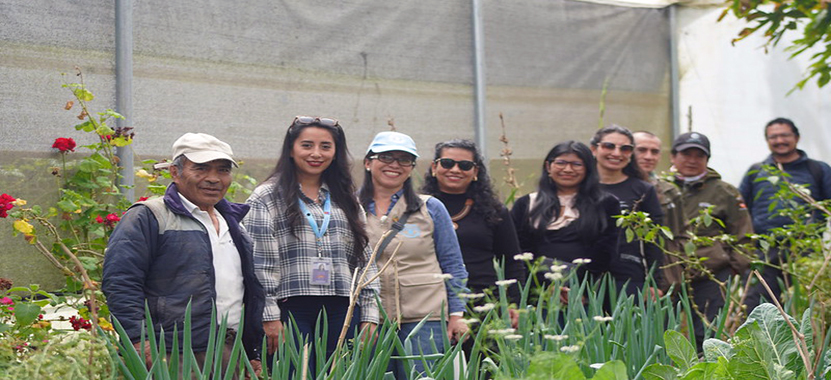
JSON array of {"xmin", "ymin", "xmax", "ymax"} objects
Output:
[
  {"xmin": 11, "ymin": 198, "xmax": 26, "ymax": 207},
  {"xmin": 98, "ymin": 317, "xmax": 114, "ymax": 331},
  {"xmin": 136, "ymin": 169, "xmax": 156, "ymax": 182},
  {"xmin": 13, "ymin": 220, "xmax": 34, "ymax": 234}
]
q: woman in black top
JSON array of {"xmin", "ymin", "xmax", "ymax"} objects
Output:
[
  {"xmin": 421, "ymin": 139, "xmax": 525, "ymax": 304},
  {"xmin": 589, "ymin": 125, "xmax": 664, "ymax": 295},
  {"xmin": 511, "ymin": 141, "xmax": 620, "ymax": 282}
]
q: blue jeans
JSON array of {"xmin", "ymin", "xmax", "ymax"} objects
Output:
[{"xmin": 392, "ymin": 320, "xmax": 445, "ymax": 380}]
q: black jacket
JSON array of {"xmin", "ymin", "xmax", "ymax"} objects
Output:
[{"xmin": 102, "ymin": 183, "xmax": 264, "ymax": 360}]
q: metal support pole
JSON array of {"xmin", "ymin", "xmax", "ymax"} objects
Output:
[
  {"xmin": 472, "ymin": 0, "xmax": 487, "ymax": 158},
  {"xmin": 669, "ymin": 4, "xmax": 680, "ymax": 141},
  {"xmin": 116, "ymin": 0, "xmax": 134, "ymax": 201}
]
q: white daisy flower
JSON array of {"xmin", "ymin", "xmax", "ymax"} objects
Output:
[
  {"xmin": 495, "ymin": 279, "xmax": 517, "ymax": 286},
  {"xmin": 513, "ymin": 252, "xmax": 534, "ymax": 261},
  {"xmin": 593, "ymin": 316, "xmax": 613, "ymax": 322},
  {"xmin": 504, "ymin": 334, "xmax": 523, "ymax": 340},
  {"xmin": 560, "ymin": 345, "xmax": 581, "ymax": 353},
  {"xmin": 473, "ymin": 303, "xmax": 495, "ymax": 313},
  {"xmin": 544, "ymin": 334, "xmax": 569, "ymax": 341},
  {"xmin": 544, "ymin": 272, "xmax": 563, "ymax": 281},
  {"xmin": 572, "ymin": 258, "xmax": 592, "ymax": 265},
  {"xmin": 458, "ymin": 293, "xmax": 486, "ymax": 299}
]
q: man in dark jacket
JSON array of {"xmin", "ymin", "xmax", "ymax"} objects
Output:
[
  {"xmin": 738, "ymin": 118, "xmax": 831, "ymax": 312},
  {"xmin": 103, "ymin": 133, "xmax": 264, "ymax": 376},
  {"xmin": 671, "ymin": 132, "xmax": 753, "ymax": 351}
]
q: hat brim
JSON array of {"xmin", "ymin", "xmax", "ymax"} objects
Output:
[
  {"xmin": 368, "ymin": 145, "xmax": 419, "ymax": 158},
  {"xmin": 183, "ymin": 151, "xmax": 239, "ymax": 166},
  {"xmin": 674, "ymin": 143, "xmax": 710, "ymax": 156}
]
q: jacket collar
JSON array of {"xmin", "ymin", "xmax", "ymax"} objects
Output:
[
  {"xmin": 763, "ymin": 149, "xmax": 808, "ymax": 166},
  {"xmin": 163, "ymin": 183, "xmax": 250, "ymax": 221}
]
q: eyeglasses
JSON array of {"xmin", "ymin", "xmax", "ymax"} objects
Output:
[
  {"xmin": 368, "ymin": 153, "xmax": 416, "ymax": 167},
  {"xmin": 766, "ymin": 132, "xmax": 795, "ymax": 141},
  {"xmin": 435, "ymin": 158, "xmax": 477, "ymax": 171},
  {"xmin": 550, "ymin": 159, "xmax": 585, "ymax": 170},
  {"xmin": 596, "ymin": 142, "xmax": 634, "ymax": 153},
  {"xmin": 291, "ymin": 116, "xmax": 340, "ymax": 128}
]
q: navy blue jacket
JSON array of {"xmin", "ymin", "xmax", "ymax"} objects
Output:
[
  {"xmin": 739, "ymin": 150, "xmax": 831, "ymax": 234},
  {"xmin": 102, "ymin": 184, "xmax": 264, "ymax": 360}
]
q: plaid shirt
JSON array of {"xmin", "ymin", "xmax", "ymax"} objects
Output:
[{"xmin": 244, "ymin": 181, "xmax": 380, "ymax": 323}]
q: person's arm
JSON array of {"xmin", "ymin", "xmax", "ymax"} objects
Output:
[
  {"xmin": 738, "ymin": 168, "xmax": 755, "ymax": 211},
  {"xmin": 243, "ymin": 191, "xmax": 282, "ymax": 322},
  {"xmin": 102, "ymin": 206, "xmax": 157, "ymax": 344},
  {"xmin": 493, "ymin": 206, "xmax": 525, "ymax": 303},
  {"xmin": 426, "ymin": 197, "xmax": 469, "ymax": 314},
  {"xmin": 510, "ymin": 195, "xmax": 534, "ymax": 254},
  {"xmin": 592, "ymin": 196, "xmax": 622, "ymax": 275},
  {"xmin": 819, "ymin": 161, "xmax": 831, "ymax": 201},
  {"xmin": 641, "ymin": 186, "xmax": 665, "ymax": 283},
  {"xmin": 357, "ymin": 243, "xmax": 381, "ymax": 324}
]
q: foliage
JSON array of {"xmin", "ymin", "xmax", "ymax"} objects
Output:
[
  {"xmin": 723, "ymin": 0, "xmax": 831, "ymax": 89},
  {"xmin": 643, "ymin": 304, "xmax": 831, "ymax": 379},
  {"xmin": 3, "ymin": 333, "xmax": 113, "ymax": 379}
]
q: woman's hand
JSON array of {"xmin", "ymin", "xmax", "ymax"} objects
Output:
[
  {"xmin": 263, "ymin": 320, "xmax": 284, "ymax": 355},
  {"xmin": 447, "ymin": 315, "xmax": 469, "ymax": 343},
  {"xmin": 359, "ymin": 322, "xmax": 378, "ymax": 343}
]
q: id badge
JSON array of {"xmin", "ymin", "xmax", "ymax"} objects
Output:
[{"xmin": 310, "ymin": 257, "xmax": 333, "ymax": 286}]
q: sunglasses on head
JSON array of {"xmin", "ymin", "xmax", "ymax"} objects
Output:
[
  {"xmin": 435, "ymin": 158, "xmax": 476, "ymax": 171},
  {"xmin": 596, "ymin": 142, "xmax": 634, "ymax": 153},
  {"xmin": 369, "ymin": 152, "xmax": 417, "ymax": 167},
  {"xmin": 291, "ymin": 116, "xmax": 340, "ymax": 128}
]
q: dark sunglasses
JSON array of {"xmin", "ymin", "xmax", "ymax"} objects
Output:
[
  {"xmin": 596, "ymin": 142, "xmax": 634, "ymax": 153},
  {"xmin": 369, "ymin": 153, "xmax": 416, "ymax": 167},
  {"xmin": 435, "ymin": 158, "xmax": 476, "ymax": 171},
  {"xmin": 550, "ymin": 159, "xmax": 585, "ymax": 170},
  {"xmin": 291, "ymin": 116, "xmax": 340, "ymax": 128}
]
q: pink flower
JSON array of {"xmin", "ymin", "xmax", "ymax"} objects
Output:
[
  {"xmin": 95, "ymin": 215, "xmax": 105, "ymax": 224},
  {"xmin": 0, "ymin": 296, "xmax": 13, "ymax": 305},
  {"xmin": 52, "ymin": 137, "xmax": 76, "ymax": 153}
]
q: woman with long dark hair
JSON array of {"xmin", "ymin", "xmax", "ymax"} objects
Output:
[
  {"xmin": 358, "ymin": 131, "xmax": 468, "ymax": 379},
  {"xmin": 243, "ymin": 116, "xmax": 378, "ymax": 374},
  {"xmin": 420, "ymin": 139, "xmax": 525, "ymax": 303},
  {"xmin": 511, "ymin": 141, "xmax": 620, "ymax": 281},
  {"xmin": 589, "ymin": 125, "xmax": 664, "ymax": 295}
]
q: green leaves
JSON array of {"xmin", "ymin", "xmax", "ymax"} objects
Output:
[
  {"xmin": 13, "ymin": 303, "xmax": 42, "ymax": 327},
  {"xmin": 665, "ymin": 330, "xmax": 698, "ymax": 372}
]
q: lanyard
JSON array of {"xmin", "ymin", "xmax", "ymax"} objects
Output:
[{"xmin": 298, "ymin": 192, "xmax": 331, "ymax": 256}]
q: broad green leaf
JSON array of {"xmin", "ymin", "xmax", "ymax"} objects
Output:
[
  {"xmin": 681, "ymin": 362, "xmax": 731, "ymax": 380},
  {"xmin": 660, "ymin": 227, "xmax": 674, "ymax": 240},
  {"xmin": 75, "ymin": 120, "xmax": 95, "ymax": 132},
  {"xmin": 684, "ymin": 241, "xmax": 696, "ymax": 255},
  {"xmin": 79, "ymin": 256, "xmax": 99, "ymax": 271},
  {"xmin": 78, "ymin": 159, "xmax": 102, "ymax": 173},
  {"xmin": 665, "ymin": 330, "xmax": 698, "ymax": 371},
  {"xmin": 592, "ymin": 360, "xmax": 628, "ymax": 380},
  {"xmin": 95, "ymin": 124, "xmax": 115, "ymax": 137},
  {"xmin": 111, "ymin": 136, "xmax": 132, "ymax": 147},
  {"xmin": 703, "ymin": 213, "xmax": 713, "ymax": 227},
  {"xmin": 56, "ymin": 199, "xmax": 79, "ymax": 212},
  {"xmin": 798, "ymin": 308, "xmax": 813, "ymax": 353},
  {"xmin": 731, "ymin": 304, "xmax": 800, "ymax": 378},
  {"xmin": 642, "ymin": 364, "xmax": 677, "ymax": 380},
  {"xmin": 97, "ymin": 109, "xmax": 124, "ymax": 120},
  {"xmin": 73, "ymin": 87, "xmax": 94, "ymax": 101},
  {"xmin": 626, "ymin": 228, "xmax": 635, "ymax": 243},
  {"xmin": 703, "ymin": 338, "xmax": 735, "ymax": 362},
  {"xmin": 524, "ymin": 352, "xmax": 586, "ymax": 380},
  {"xmin": 13, "ymin": 302, "xmax": 41, "ymax": 327}
]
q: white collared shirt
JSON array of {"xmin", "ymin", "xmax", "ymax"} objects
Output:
[{"xmin": 178, "ymin": 193, "xmax": 244, "ymax": 330}]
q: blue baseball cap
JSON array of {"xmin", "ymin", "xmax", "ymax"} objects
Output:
[{"xmin": 366, "ymin": 131, "xmax": 419, "ymax": 158}]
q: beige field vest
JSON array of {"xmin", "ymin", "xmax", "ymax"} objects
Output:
[{"xmin": 366, "ymin": 194, "xmax": 447, "ymax": 324}]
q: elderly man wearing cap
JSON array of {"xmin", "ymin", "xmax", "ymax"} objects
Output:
[
  {"xmin": 103, "ymin": 133, "xmax": 264, "ymax": 376},
  {"xmin": 670, "ymin": 131, "xmax": 753, "ymax": 351}
]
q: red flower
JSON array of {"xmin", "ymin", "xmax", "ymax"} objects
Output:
[
  {"xmin": 69, "ymin": 315, "xmax": 91, "ymax": 331},
  {"xmin": 0, "ymin": 193, "xmax": 15, "ymax": 218},
  {"xmin": 95, "ymin": 213, "xmax": 121, "ymax": 228},
  {"xmin": 52, "ymin": 137, "xmax": 76, "ymax": 153},
  {"xmin": 138, "ymin": 196, "xmax": 149, "ymax": 202}
]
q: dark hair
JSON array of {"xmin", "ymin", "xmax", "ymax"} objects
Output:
[
  {"xmin": 420, "ymin": 139, "xmax": 502, "ymax": 227},
  {"xmin": 589, "ymin": 124, "xmax": 647, "ymax": 181},
  {"xmin": 528, "ymin": 141, "xmax": 608, "ymax": 242},
  {"xmin": 264, "ymin": 121, "xmax": 368, "ymax": 265},
  {"xmin": 358, "ymin": 150, "xmax": 422, "ymax": 215},
  {"xmin": 765, "ymin": 117, "xmax": 799, "ymax": 138}
]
